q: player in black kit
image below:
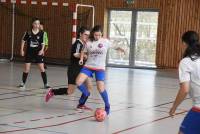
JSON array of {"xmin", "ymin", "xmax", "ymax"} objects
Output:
[
  {"xmin": 19, "ymin": 18, "xmax": 50, "ymax": 89},
  {"xmin": 45, "ymin": 26, "xmax": 93, "ymax": 110}
]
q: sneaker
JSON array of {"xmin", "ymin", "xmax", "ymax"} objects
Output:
[
  {"xmin": 45, "ymin": 88, "xmax": 54, "ymax": 102},
  {"xmin": 76, "ymin": 104, "xmax": 93, "ymax": 111},
  {"xmin": 44, "ymin": 84, "xmax": 50, "ymax": 89},
  {"xmin": 18, "ymin": 83, "xmax": 25, "ymax": 90},
  {"xmin": 105, "ymin": 105, "xmax": 110, "ymax": 115}
]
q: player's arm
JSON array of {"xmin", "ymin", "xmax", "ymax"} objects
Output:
[
  {"xmin": 44, "ymin": 32, "xmax": 48, "ymax": 52},
  {"xmin": 79, "ymin": 45, "xmax": 87, "ymax": 65},
  {"xmin": 73, "ymin": 42, "xmax": 82, "ymax": 58},
  {"xmin": 169, "ymin": 82, "xmax": 190, "ymax": 116},
  {"xmin": 78, "ymin": 47, "xmax": 87, "ymax": 65},
  {"xmin": 109, "ymin": 39, "xmax": 125, "ymax": 54},
  {"xmin": 38, "ymin": 32, "xmax": 45, "ymax": 55},
  {"xmin": 44, "ymin": 46, "xmax": 48, "ymax": 52},
  {"xmin": 39, "ymin": 42, "xmax": 45, "ymax": 55},
  {"xmin": 74, "ymin": 50, "xmax": 87, "ymax": 59},
  {"xmin": 114, "ymin": 47, "xmax": 125, "ymax": 54},
  {"xmin": 169, "ymin": 61, "xmax": 191, "ymax": 117},
  {"xmin": 20, "ymin": 40, "xmax": 25, "ymax": 57},
  {"xmin": 20, "ymin": 32, "xmax": 28, "ymax": 57},
  {"xmin": 73, "ymin": 43, "xmax": 88, "ymax": 59},
  {"xmin": 73, "ymin": 53, "xmax": 80, "ymax": 58}
]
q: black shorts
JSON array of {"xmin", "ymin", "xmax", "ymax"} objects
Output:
[
  {"xmin": 67, "ymin": 65, "xmax": 82, "ymax": 85},
  {"xmin": 25, "ymin": 50, "xmax": 44, "ymax": 63}
]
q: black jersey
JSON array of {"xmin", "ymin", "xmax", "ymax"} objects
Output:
[
  {"xmin": 70, "ymin": 39, "xmax": 84, "ymax": 66},
  {"xmin": 22, "ymin": 30, "xmax": 44, "ymax": 51}
]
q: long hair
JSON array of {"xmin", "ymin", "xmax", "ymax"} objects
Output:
[
  {"xmin": 77, "ymin": 26, "xmax": 90, "ymax": 39},
  {"xmin": 89, "ymin": 25, "xmax": 102, "ymax": 41},
  {"xmin": 182, "ymin": 31, "xmax": 200, "ymax": 61}
]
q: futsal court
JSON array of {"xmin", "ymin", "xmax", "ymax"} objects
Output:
[
  {"xmin": 0, "ymin": 0, "xmax": 198, "ymax": 134},
  {"xmin": 0, "ymin": 62, "xmax": 191, "ymax": 134}
]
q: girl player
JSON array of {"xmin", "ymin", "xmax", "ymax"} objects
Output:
[
  {"xmin": 169, "ymin": 31, "xmax": 200, "ymax": 134},
  {"xmin": 39, "ymin": 22, "xmax": 48, "ymax": 69},
  {"xmin": 19, "ymin": 18, "xmax": 50, "ymax": 89},
  {"xmin": 76, "ymin": 25, "xmax": 125, "ymax": 115},
  {"xmin": 45, "ymin": 27, "xmax": 93, "ymax": 110}
]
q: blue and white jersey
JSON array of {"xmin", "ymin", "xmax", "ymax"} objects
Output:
[{"xmin": 84, "ymin": 38, "xmax": 111, "ymax": 70}]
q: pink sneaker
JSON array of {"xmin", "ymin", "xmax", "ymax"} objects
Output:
[
  {"xmin": 77, "ymin": 104, "xmax": 93, "ymax": 111},
  {"xmin": 45, "ymin": 88, "xmax": 54, "ymax": 102}
]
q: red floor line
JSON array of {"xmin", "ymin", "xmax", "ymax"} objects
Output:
[
  {"xmin": 152, "ymin": 98, "xmax": 190, "ymax": 108},
  {"xmin": 0, "ymin": 94, "xmax": 39, "ymax": 101},
  {"xmin": 44, "ymin": 117, "xmax": 54, "ymax": 120},
  {"xmin": 14, "ymin": 121, "xmax": 26, "ymax": 124},
  {"xmin": 30, "ymin": 119, "xmax": 41, "ymax": 122},
  {"xmin": 56, "ymin": 115, "xmax": 65, "ymax": 118},
  {"xmin": 0, "ymin": 115, "xmax": 94, "ymax": 133},
  {"xmin": 159, "ymin": 106, "xmax": 187, "ymax": 111},
  {"xmin": 0, "ymin": 92, "xmax": 20, "ymax": 96},
  {"xmin": 112, "ymin": 111, "xmax": 187, "ymax": 134}
]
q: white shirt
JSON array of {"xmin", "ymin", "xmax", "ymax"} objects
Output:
[
  {"xmin": 84, "ymin": 38, "xmax": 111, "ymax": 70},
  {"xmin": 179, "ymin": 57, "xmax": 200, "ymax": 108}
]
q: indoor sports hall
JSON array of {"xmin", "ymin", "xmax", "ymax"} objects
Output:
[{"xmin": 0, "ymin": 0, "xmax": 199, "ymax": 134}]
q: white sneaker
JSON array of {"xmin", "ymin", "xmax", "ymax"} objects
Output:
[
  {"xmin": 18, "ymin": 83, "xmax": 25, "ymax": 90},
  {"xmin": 44, "ymin": 84, "xmax": 50, "ymax": 89}
]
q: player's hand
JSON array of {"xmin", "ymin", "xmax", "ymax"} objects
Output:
[
  {"xmin": 79, "ymin": 60, "xmax": 84, "ymax": 65},
  {"xmin": 38, "ymin": 50, "xmax": 44, "ymax": 55},
  {"xmin": 169, "ymin": 107, "xmax": 176, "ymax": 117},
  {"xmin": 20, "ymin": 50, "xmax": 25, "ymax": 57}
]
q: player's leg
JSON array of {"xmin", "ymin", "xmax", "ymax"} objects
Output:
[{"xmin": 95, "ymin": 70, "xmax": 110, "ymax": 115}]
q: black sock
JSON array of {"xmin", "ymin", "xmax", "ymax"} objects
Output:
[
  {"xmin": 41, "ymin": 72, "xmax": 47, "ymax": 85},
  {"xmin": 79, "ymin": 93, "xmax": 89, "ymax": 105},
  {"xmin": 52, "ymin": 88, "xmax": 68, "ymax": 95},
  {"xmin": 22, "ymin": 72, "xmax": 28, "ymax": 84}
]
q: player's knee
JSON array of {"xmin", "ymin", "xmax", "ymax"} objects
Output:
[
  {"xmin": 38, "ymin": 65, "xmax": 45, "ymax": 72},
  {"xmin": 97, "ymin": 87, "xmax": 104, "ymax": 92},
  {"xmin": 178, "ymin": 131, "xmax": 184, "ymax": 134},
  {"xmin": 67, "ymin": 89, "xmax": 74, "ymax": 95},
  {"xmin": 24, "ymin": 68, "xmax": 30, "ymax": 73},
  {"xmin": 76, "ymin": 80, "xmax": 81, "ymax": 86},
  {"xmin": 87, "ymin": 84, "xmax": 93, "ymax": 91},
  {"xmin": 76, "ymin": 78, "xmax": 83, "ymax": 86}
]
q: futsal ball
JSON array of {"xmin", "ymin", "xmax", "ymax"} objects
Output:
[{"xmin": 94, "ymin": 108, "xmax": 106, "ymax": 122}]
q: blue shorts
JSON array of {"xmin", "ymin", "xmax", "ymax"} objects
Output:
[
  {"xmin": 180, "ymin": 107, "xmax": 200, "ymax": 134},
  {"xmin": 80, "ymin": 67, "xmax": 105, "ymax": 81}
]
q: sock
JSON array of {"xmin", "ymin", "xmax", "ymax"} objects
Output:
[
  {"xmin": 100, "ymin": 90, "xmax": 110, "ymax": 107},
  {"xmin": 22, "ymin": 72, "xmax": 28, "ymax": 84},
  {"xmin": 79, "ymin": 93, "xmax": 90, "ymax": 105},
  {"xmin": 77, "ymin": 84, "xmax": 90, "ymax": 96},
  {"xmin": 41, "ymin": 72, "xmax": 47, "ymax": 85},
  {"xmin": 100, "ymin": 90, "xmax": 110, "ymax": 114},
  {"xmin": 52, "ymin": 88, "xmax": 68, "ymax": 95}
]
